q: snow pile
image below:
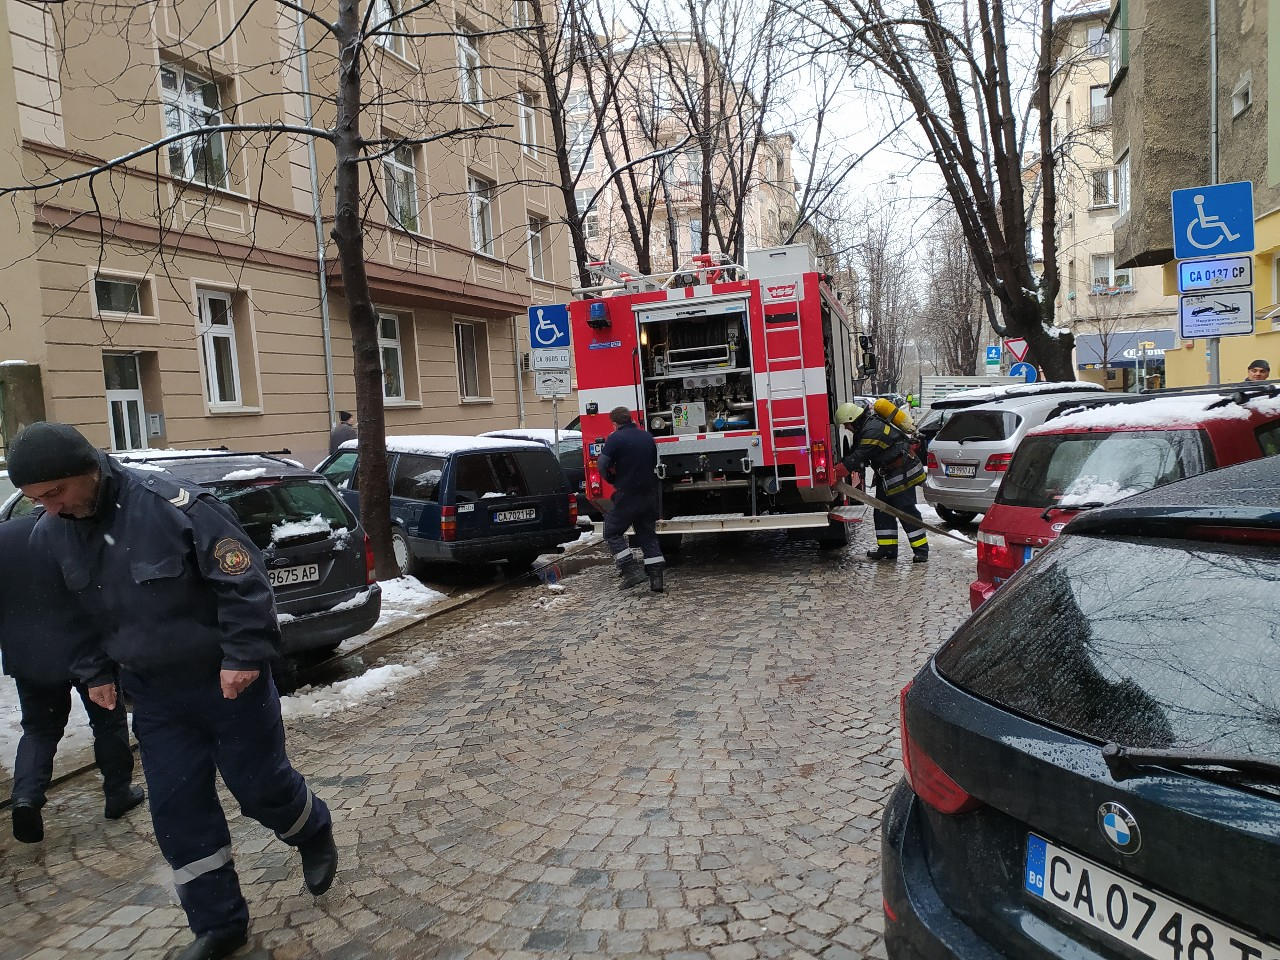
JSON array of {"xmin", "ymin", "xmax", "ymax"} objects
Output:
[
  {"xmin": 335, "ymin": 576, "xmax": 447, "ymax": 655},
  {"xmin": 1036, "ymin": 394, "xmax": 1280, "ymax": 432},
  {"xmin": 281, "ymin": 656, "xmax": 438, "ymax": 720},
  {"xmin": 271, "ymin": 515, "xmax": 333, "ymax": 543},
  {"xmin": 341, "ymin": 435, "xmax": 543, "ymax": 456},
  {"xmin": 221, "ymin": 468, "xmax": 268, "ymax": 481},
  {"xmin": 480, "ymin": 428, "xmax": 582, "ymax": 446}
]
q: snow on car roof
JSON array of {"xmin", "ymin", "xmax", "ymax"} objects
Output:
[
  {"xmin": 341, "ymin": 435, "xmax": 545, "ymax": 456},
  {"xmin": 935, "ymin": 381, "xmax": 1105, "ymax": 407},
  {"xmin": 114, "ymin": 447, "xmax": 236, "ymax": 461},
  {"xmin": 1031, "ymin": 393, "xmax": 1280, "ymax": 433},
  {"xmin": 480, "ymin": 428, "xmax": 582, "ymax": 445}
]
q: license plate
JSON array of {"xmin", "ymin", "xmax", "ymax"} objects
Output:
[
  {"xmin": 268, "ymin": 564, "xmax": 319, "ymax": 587},
  {"xmin": 1025, "ymin": 835, "xmax": 1277, "ymax": 960},
  {"xmin": 944, "ymin": 463, "xmax": 977, "ymax": 478},
  {"xmin": 495, "ymin": 508, "xmax": 536, "ymax": 523},
  {"xmin": 1023, "ymin": 545, "xmax": 1042, "ymax": 564}
]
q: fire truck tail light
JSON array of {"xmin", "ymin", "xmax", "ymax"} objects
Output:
[
  {"xmin": 586, "ymin": 458, "xmax": 603, "ymax": 496},
  {"xmin": 810, "ymin": 439, "xmax": 830, "ymax": 483},
  {"xmin": 441, "ymin": 506, "xmax": 457, "ymax": 542}
]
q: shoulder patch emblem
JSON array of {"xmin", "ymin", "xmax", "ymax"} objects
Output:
[
  {"xmin": 214, "ymin": 538, "xmax": 252, "ymax": 576},
  {"xmin": 169, "ymin": 489, "xmax": 191, "ymax": 507}
]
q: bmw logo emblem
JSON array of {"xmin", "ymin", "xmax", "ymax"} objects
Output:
[{"xmin": 1098, "ymin": 802, "xmax": 1141, "ymax": 854}]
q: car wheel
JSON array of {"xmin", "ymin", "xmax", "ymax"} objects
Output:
[
  {"xmin": 936, "ymin": 506, "xmax": 979, "ymax": 526},
  {"xmin": 817, "ymin": 519, "xmax": 850, "ymax": 549},
  {"xmin": 390, "ymin": 524, "xmax": 418, "ymax": 578}
]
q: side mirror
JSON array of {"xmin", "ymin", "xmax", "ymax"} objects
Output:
[
  {"xmin": 859, "ymin": 353, "xmax": 878, "ymax": 377},
  {"xmin": 858, "ymin": 334, "xmax": 873, "ymax": 351}
]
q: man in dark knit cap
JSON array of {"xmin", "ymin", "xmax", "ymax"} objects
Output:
[{"xmin": 9, "ymin": 422, "xmax": 337, "ymax": 960}]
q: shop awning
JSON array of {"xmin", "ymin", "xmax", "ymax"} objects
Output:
[{"xmin": 1075, "ymin": 329, "xmax": 1176, "ymax": 370}]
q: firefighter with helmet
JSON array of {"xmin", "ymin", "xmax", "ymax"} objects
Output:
[{"xmin": 832, "ymin": 400, "xmax": 929, "ymax": 563}]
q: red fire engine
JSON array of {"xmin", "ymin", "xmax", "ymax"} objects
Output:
[{"xmin": 569, "ymin": 244, "xmax": 876, "ymax": 546}]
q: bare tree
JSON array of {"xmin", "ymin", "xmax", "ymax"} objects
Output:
[
  {"xmin": 849, "ymin": 207, "xmax": 917, "ymax": 393},
  {"xmin": 919, "ymin": 210, "xmax": 984, "ymax": 375},
  {"xmin": 808, "ymin": 0, "xmax": 1075, "ymax": 380}
]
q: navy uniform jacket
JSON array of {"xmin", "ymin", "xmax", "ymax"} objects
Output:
[
  {"xmin": 32, "ymin": 453, "xmax": 281, "ymax": 687},
  {"xmin": 597, "ymin": 421, "xmax": 658, "ymax": 497},
  {"xmin": 0, "ymin": 513, "xmax": 101, "ymax": 685},
  {"xmin": 839, "ymin": 413, "xmax": 925, "ymax": 497}
]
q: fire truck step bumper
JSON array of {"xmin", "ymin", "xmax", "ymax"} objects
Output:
[{"xmin": 656, "ymin": 513, "xmax": 831, "ymax": 534}]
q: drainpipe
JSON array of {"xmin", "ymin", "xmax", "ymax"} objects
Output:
[
  {"xmin": 512, "ymin": 314, "xmax": 526, "ymax": 425},
  {"xmin": 1207, "ymin": 0, "xmax": 1221, "ymax": 384},
  {"xmin": 295, "ymin": 7, "xmax": 337, "ymax": 426}
]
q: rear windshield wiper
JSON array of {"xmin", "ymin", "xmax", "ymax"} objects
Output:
[
  {"xmin": 1040, "ymin": 501, "xmax": 1108, "ymax": 521},
  {"xmin": 1103, "ymin": 743, "xmax": 1280, "ymax": 783}
]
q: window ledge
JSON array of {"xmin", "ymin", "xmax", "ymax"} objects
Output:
[
  {"xmin": 460, "ymin": 396, "xmax": 494, "ymax": 404},
  {"xmin": 170, "ymin": 177, "xmax": 249, "ymax": 203},
  {"xmin": 1088, "ymin": 203, "xmax": 1118, "ymax": 212},
  {"xmin": 471, "ymin": 251, "xmax": 505, "ymax": 267},
  {"xmin": 384, "ymin": 399, "xmax": 422, "ymax": 409},
  {"xmin": 94, "ymin": 311, "xmax": 159, "ymax": 323},
  {"xmin": 387, "ymin": 224, "xmax": 430, "ymax": 241},
  {"xmin": 462, "ymin": 102, "xmax": 489, "ymax": 120},
  {"xmin": 206, "ymin": 405, "xmax": 263, "ymax": 416}
]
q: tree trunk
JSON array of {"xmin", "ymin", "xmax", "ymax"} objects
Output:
[{"xmin": 334, "ymin": 1, "xmax": 397, "ymax": 580}]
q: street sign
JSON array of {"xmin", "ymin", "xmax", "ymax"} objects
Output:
[
  {"xmin": 535, "ymin": 370, "xmax": 572, "ymax": 397},
  {"xmin": 529, "ymin": 304, "xmax": 570, "ymax": 348},
  {"xmin": 985, "ymin": 346, "xmax": 1001, "ymax": 364},
  {"xmin": 531, "ymin": 347, "xmax": 571, "ymax": 370},
  {"xmin": 1178, "ymin": 290, "xmax": 1255, "ymax": 339},
  {"xmin": 1177, "ymin": 255, "xmax": 1253, "ymax": 293},
  {"xmin": 1172, "ymin": 182, "xmax": 1255, "ymax": 260},
  {"xmin": 1003, "ymin": 338, "xmax": 1030, "ymax": 362},
  {"xmin": 1009, "ymin": 361, "xmax": 1038, "ymax": 383}
]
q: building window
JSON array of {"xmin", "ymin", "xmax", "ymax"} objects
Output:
[
  {"xmin": 1091, "ymin": 254, "xmax": 1132, "ymax": 292},
  {"xmin": 518, "ymin": 91, "xmax": 539, "ymax": 156},
  {"xmin": 103, "ymin": 353, "xmax": 148, "ymax": 452},
  {"xmin": 94, "ymin": 276, "xmax": 146, "ymax": 316},
  {"xmin": 1085, "ymin": 25, "xmax": 1108, "ymax": 57},
  {"xmin": 382, "ymin": 143, "xmax": 420, "ymax": 232},
  {"xmin": 454, "ymin": 320, "xmax": 491, "ymax": 399},
  {"xmin": 1117, "ymin": 151, "xmax": 1130, "ymax": 215},
  {"xmin": 528, "ymin": 216, "xmax": 548, "ymax": 279},
  {"xmin": 457, "ymin": 23, "xmax": 483, "ymax": 107},
  {"xmin": 1107, "ymin": 0, "xmax": 1128, "ymax": 89},
  {"xmin": 1232, "ymin": 75, "xmax": 1253, "ymax": 118},
  {"xmin": 511, "ymin": 0, "xmax": 532, "ymax": 28},
  {"xmin": 567, "ymin": 116, "xmax": 595, "ymax": 173},
  {"xmin": 680, "ymin": 148, "xmax": 702, "ymax": 185},
  {"xmin": 1089, "ymin": 85, "xmax": 1110, "ymax": 125},
  {"xmin": 378, "ymin": 313, "xmax": 405, "ymax": 401},
  {"xmin": 1090, "ymin": 167, "xmax": 1118, "ymax": 208},
  {"xmin": 197, "ymin": 289, "xmax": 240, "ymax": 405},
  {"xmin": 574, "ymin": 188, "xmax": 598, "ymax": 241},
  {"xmin": 160, "ymin": 64, "xmax": 228, "ymax": 188},
  {"xmin": 469, "ymin": 175, "xmax": 495, "ymax": 256},
  {"xmin": 689, "ymin": 218, "xmax": 703, "ymax": 254},
  {"xmin": 370, "ymin": 0, "xmax": 404, "ymax": 56}
]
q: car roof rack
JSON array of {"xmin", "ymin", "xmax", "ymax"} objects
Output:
[{"xmin": 114, "ymin": 448, "xmax": 295, "ymax": 464}]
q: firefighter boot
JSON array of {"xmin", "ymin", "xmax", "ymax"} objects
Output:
[
  {"xmin": 912, "ymin": 547, "xmax": 930, "ymax": 564},
  {"xmin": 865, "ymin": 547, "xmax": 898, "ymax": 561},
  {"xmin": 647, "ymin": 561, "xmax": 666, "ymax": 593},
  {"xmin": 618, "ymin": 557, "xmax": 647, "ymax": 590}
]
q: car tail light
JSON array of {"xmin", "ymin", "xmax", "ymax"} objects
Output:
[
  {"xmin": 586, "ymin": 458, "xmax": 603, "ymax": 497},
  {"xmin": 810, "ymin": 439, "xmax": 830, "ymax": 483},
  {"xmin": 927, "ymin": 451, "xmax": 938, "ymax": 470},
  {"xmin": 1182, "ymin": 524, "xmax": 1280, "ymax": 544},
  {"xmin": 976, "ymin": 529, "xmax": 1016, "ymax": 571},
  {"xmin": 568, "ymin": 493, "xmax": 578, "ymax": 526},
  {"xmin": 363, "ymin": 533, "xmax": 376, "ymax": 584},
  {"xmin": 441, "ymin": 505, "xmax": 457, "ymax": 542},
  {"xmin": 899, "ymin": 682, "xmax": 983, "ymax": 815},
  {"xmin": 984, "ymin": 453, "xmax": 1012, "ymax": 472}
]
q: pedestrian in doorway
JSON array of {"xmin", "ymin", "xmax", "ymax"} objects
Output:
[
  {"xmin": 8, "ymin": 422, "xmax": 337, "ymax": 960},
  {"xmin": 597, "ymin": 406, "xmax": 666, "ymax": 592},
  {"xmin": 832, "ymin": 400, "xmax": 929, "ymax": 563},
  {"xmin": 1, "ymin": 512, "xmax": 144, "ymax": 844},
  {"xmin": 1246, "ymin": 359, "xmax": 1270, "ymax": 381},
  {"xmin": 329, "ymin": 410, "xmax": 357, "ymax": 455}
]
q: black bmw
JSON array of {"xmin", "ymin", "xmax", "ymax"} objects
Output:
[{"xmin": 882, "ymin": 454, "xmax": 1280, "ymax": 959}]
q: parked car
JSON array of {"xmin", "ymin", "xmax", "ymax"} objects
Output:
[
  {"xmin": 480, "ymin": 427, "xmax": 597, "ymax": 521},
  {"xmin": 883, "ymin": 453, "xmax": 1280, "ymax": 959},
  {"xmin": 2, "ymin": 450, "xmax": 380, "ymax": 657},
  {"xmin": 970, "ymin": 385, "xmax": 1280, "ymax": 608},
  {"xmin": 318, "ymin": 434, "xmax": 579, "ymax": 576},
  {"xmin": 923, "ymin": 388, "xmax": 1106, "ymax": 524}
]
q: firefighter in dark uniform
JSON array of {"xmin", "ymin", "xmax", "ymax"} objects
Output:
[
  {"xmin": 597, "ymin": 405, "xmax": 666, "ymax": 592},
  {"xmin": 832, "ymin": 400, "xmax": 929, "ymax": 563},
  {"xmin": 8, "ymin": 422, "xmax": 337, "ymax": 960}
]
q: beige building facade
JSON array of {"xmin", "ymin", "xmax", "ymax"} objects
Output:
[{"xmin": 0, "ymin": 0, "xmax": 572, "ymax": 467}]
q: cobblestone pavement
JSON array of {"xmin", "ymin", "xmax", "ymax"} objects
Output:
[{"xmin": 0, "ymin": 522, "xmax": 975, "ymax": 960}]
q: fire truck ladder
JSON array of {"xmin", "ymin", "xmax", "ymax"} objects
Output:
[
  {"xmin": 580, "ymin": 260, "xmax": 664, "ymax": 294},
  {"xmin": 760, "ymin": 286, "xmax": 812, "ymax": 487}
]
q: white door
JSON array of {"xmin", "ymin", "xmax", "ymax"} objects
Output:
[{"xmin": 103, "ymin": 353, "xmax": 147, "ymax": 451}]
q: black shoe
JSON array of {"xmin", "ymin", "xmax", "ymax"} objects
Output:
[
  {"xmin": 11, "ymin": 800, "xmax": 43, "ymax": 844},
  {"xmin": 617, "ymin": 559, "xmax": 646, "ymax": 590},
  {"xmin": 865, "ymin": 548, "xmax": 897, "ymax": 561},
  {"xmin": 104, "ymin": 785, "xmax": 146, "ymax": 820},
  {"xmin": 299, "ymin": 824, "xmax": 338, "ymax": 895},
  {"xmin": 912, "ymin": 549, "xmax": 930, "ymax": 564},
  {"xmin": 169, "ymin": 929, "xmax": 248, "ymax": 960},
  {"xmin": 648, "ymin": 566, "xmax": 665, "ymax": 593}
]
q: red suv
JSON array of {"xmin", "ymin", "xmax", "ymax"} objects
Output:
[{"xmin": 970, "ymin": 385, "xmax": 1280, "ymax": 609}]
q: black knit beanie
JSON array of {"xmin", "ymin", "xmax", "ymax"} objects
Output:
[{"xmin": 7, "ymin": 422, "xmax": 100, "ymax": 488}]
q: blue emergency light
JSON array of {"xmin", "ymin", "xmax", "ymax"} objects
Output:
[{"xmin": 587, "ymin": 301, "xmax": 611, "ymax": 329}]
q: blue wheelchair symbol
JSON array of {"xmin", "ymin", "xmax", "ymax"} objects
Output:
[
  {"xmin": 1172, "ymin": 182, "xmax": 1254, "ymax": 260},
  {"xmin": 529, "ymin": 304, "xmax": 571, "ymax": 348}
]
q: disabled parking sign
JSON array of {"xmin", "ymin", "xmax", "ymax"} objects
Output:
[
  {"xmin": 529, "ymin": 304, "xmax": 570, "ymax": 348},
  {"xmin": 1172, "ymin": 182, "xmax": 1254, "ymax": 261}
]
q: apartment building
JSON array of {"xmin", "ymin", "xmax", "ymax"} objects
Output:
[
  {"xmin": 1051, "ymin": 4, "xmax": 1177, "ymax": 390},
  {"xmin": 1107, "ymin": 0, "xmax": 1280, "ymax": 384},
  {"xmin": 0, "ymin": 0, "xmax": 571, "ymax": 466}
]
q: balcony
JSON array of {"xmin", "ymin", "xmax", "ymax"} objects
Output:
[{"xmin": 1089, "ymin": 103, "xmax": 1112, "ymax": 126}]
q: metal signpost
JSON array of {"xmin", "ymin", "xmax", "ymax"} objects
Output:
[{"xmin": 528, "ymin": 305, "xmax": 573, "ymax": 444}]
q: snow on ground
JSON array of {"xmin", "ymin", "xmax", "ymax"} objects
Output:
[
  {"xmin": 281, "ymin": 655, "xmax": 439, "ymax": 721},
  {"xmin": 334, "ymin": 576, "xmax": 447, "ymax": 655}
]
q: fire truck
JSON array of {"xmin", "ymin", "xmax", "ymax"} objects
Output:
[{"xmin": 569, "ymin": 244, "xmax": 876, "ymax": 546}]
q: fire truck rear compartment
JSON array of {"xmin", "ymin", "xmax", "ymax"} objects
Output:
[{"xmin": 638, "ymin": 307, "xmax": 754, "ymax": 437}]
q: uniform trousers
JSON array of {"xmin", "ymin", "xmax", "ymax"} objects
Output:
[
  {"xmin": 123, "ymin": 666, "xmax": 330, "ymax": 937},
  {"xmin": 12, "ymin": 678, "xmax": 133, "ymax": 806},
  {"xmin": 602, "ymin": 490, "xmax": 664, "ymax": 569},
  {"xmin": 872, "ymin": 479, "xmax": 928, "ymax": 554}
]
